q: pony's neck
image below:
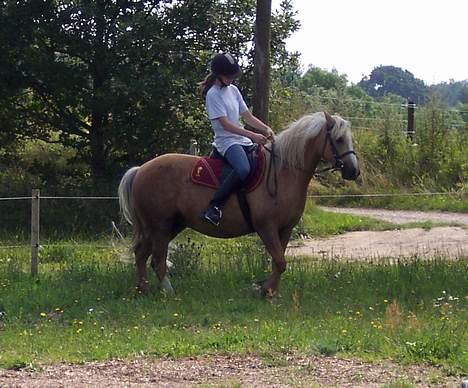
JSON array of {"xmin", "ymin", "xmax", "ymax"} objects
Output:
[{"xmin": 301, "ymin": 128, "xmax": 327, "ymax": 179}]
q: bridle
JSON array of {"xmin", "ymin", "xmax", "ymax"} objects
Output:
[{"xmin": 315, "ymin": 113, "xmax": 356, "ymax": 174}]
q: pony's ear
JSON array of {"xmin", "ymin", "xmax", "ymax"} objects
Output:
[{"xmin": 323, "ymin": 111, "xmax": 336, "ymax": 131}]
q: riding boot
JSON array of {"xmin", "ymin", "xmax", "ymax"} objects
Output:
[{"xmin": 201, "ymin": 171, "xmax": 243, "ymax": 226}]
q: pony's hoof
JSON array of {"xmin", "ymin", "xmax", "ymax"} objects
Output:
[
  {"xmin": 252, "ymin": 282, "xmax": 263, "ymax": 296},
  {"xmin": 253, "ymin": 280, "xmax": 279, "ymax": 298},
  {"xmin": 136, "ymin": 281, "xmax": 150, "ymax": 295},
  {"xmin": 252, "ymin": 281, "xmax": 274, "ymax": 298},
  {"xmin": 159, "ymin": 276, "xmax": 175, "ymax": 295}
]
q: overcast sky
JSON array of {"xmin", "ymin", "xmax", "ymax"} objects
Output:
[{"xmin": 272, "ymin": 0, "xmax": 468, "ymax": 85}]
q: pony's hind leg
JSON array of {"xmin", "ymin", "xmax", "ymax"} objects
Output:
[
  {"xmin": 134, "ymin": 237, "xmax": 152, "ymax": 293},
  {"xmin": 150, "ymin": 232, "xmax": 174, "ymax": 294},
  {"xmin": 150, "ymin": 221, "xmax": 185, "ymax": 294}
]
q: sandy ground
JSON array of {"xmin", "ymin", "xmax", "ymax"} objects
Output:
[
  {"xmin": 319, "ymin": 206, "xmax": 468, "ymax": 226},
  {"xmin": 286, "ymin": 207, "xmax": 468, "ymax": 260},
  {"xmin": 0, "ymin": 355, "xmax": 463, "ymax": 387}
]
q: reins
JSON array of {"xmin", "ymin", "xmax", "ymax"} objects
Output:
[{"xmin": 265, "ymin": 142, "xmax": 278, "ymax": 197}]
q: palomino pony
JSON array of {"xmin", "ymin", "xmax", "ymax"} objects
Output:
[{"xmin": 118, "ymin": 111, "xmax": 359, "ymax": 296}]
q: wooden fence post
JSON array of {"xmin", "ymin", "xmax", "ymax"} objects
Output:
[
  {"xmin": 31, "ymin": 189, "xmax": 40, "ymax": 276},
  {"xmin": 189, "ymin": 139, "xmax": 199, "ymax": 156},
  {"xmin": 407, "ymin": 99, "xmax": 416, "ymax": 140}
]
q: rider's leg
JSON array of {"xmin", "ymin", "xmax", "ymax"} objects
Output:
[
  {"xmin": 201, "ymin": 144, "xmax": 251, "ymax": 225},
  {"xmin": 223, "ymin": 144, "xmax": 251, "ymax": 181},
  {"xmin": 209, "ymin": 144, "xmax": 251, "ymax": 204}
]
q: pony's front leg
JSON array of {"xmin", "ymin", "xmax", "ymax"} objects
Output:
[{"xmin": 256, "ymin": 229, "xmax": 287, "ymax": 297}]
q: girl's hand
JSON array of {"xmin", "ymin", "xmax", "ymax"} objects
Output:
[
  {"xmin": 263, "ymin": 126, "xmax": 275, "ymax": 140},
  {"xmin": 250, "ymin": 132, "xmax": 268, "ymax": 145}
]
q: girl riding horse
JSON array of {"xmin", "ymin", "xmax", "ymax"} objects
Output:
[{"xmin": 199, "ymin": 53, "xmax": 274, "ymax": 226}]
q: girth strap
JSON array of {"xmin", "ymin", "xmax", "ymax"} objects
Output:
[{"xmin": 236, "ymin": 189, "xmax": 254, "ymax": 232}]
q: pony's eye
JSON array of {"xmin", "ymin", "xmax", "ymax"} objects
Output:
[{"xmin": 336, "ymin": 137, "xmax": 344, "ymax": 144}]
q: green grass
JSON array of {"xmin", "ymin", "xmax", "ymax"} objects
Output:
[
  {"xmin": 296, "ymin": 202, "xmax": 393, "ymax": 238},
  {"xmin": 0, "ymin": 236, "xmax": 467, "ymax": 375},
  {"xmin": 314, "ymin": 191, "xmax": 468, "ymax": 213},
  {"xmin": 294, "ymin": 202, "xmax": 454, "ymax": 239}
]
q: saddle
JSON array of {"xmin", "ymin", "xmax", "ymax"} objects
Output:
[
  {"xmin": 190, "ymin": 145, "xmax": 266, "ymax": 193},
  {"xmin": 190, "ymin": 145, "xmax": 266, "ymax": 231}
]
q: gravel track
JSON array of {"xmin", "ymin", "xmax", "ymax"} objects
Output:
[
  {"xmin": 0, "ymin": 355, "xmax": 462, "ymax": 387},
  {"xmin": 286, "ymin": 207, "xmax": 468, "ymax": 260}
]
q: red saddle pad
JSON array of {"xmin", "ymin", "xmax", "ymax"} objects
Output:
[{"xmin": 190, "ymin": 148, "xmax": 266, "ymax": 193}]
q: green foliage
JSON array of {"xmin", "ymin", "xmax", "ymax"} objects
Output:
[
  {"xmin": 429, "ymin": 80, "xmax": 468, "ymax": 106},
  {"xmin": 0, "ymin": 139, "xmax": 120, "ymax": 236},
  {"xmin": 297, "ymin": 65, "xmax": 348, "ymax": 94},
  {"xmin": 168, "ymin": 237, "xmax": 203, "ymax": 278},
  {"xmin": 267, "ymin": 68, "xmax": 467, "ymax": 211},
  {"xmin": 1, "ymin": 5, "xmax": 466, "ymax": 236},
  {"xmin": 356, "ymin": 102, "xmax": 467, "ymax": 192},
  {"xmin": 0, "ymin": 0, "xmax": 299, "ymax": 180},
  {"xmin": 358, "ymin": 65, "xmax": 427, "ymax": 104}
]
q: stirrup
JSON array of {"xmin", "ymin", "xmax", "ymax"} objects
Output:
[{"xmin": 201, "ymin": 206, "xmax": 222, "ymax": 226}]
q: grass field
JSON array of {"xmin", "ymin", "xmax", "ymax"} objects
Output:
[
  {"xmin": 0, "ymin": 244, "xmax": 466, "ymax": 374},
  {"xmin": 318, "ymin": 195, "xmax": 468, "ymax": 213},
  {"xmin": 0, "ymin": 206, "xmax": 467, "ymax": 375}
]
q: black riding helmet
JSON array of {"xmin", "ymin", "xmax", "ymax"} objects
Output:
[{"xmin": 211, "ymin": 53, "xmax": 241, "ymax": 77}]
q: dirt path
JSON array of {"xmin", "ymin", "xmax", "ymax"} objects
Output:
[
  {"xmin": 286, "ymin": 207, "xmax": 468, "ymax": 260},
  {"xmin": 0, "ymin": 355, "xmax": 462, "ymax": 387},
  {"xmin": 320, "ymin": 206, "xmax": 468, "ymax": 226}
]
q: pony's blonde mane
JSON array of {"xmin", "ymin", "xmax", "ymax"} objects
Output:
[{"xmin": 274, "ymin": 112, "xmax": 350, "ymax": 170}]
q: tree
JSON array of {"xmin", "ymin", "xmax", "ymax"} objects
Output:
[
  {"xmin": 428, "ymin": 80, "xmax": 468, "ymax": 106},
  {"xmin": 297, "ymin": 66, "xmax": 348, "ymax": 93},
  {"xmin": 0, "ymin": 0, "xmax": 299, "ymax": 187},
  {"xmin": 358, "ymin": 65, "xmax": 427, "ymax": 104}
]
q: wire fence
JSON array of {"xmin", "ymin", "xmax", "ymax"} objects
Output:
[
  {"xmin": 289, "ymin": 95, "xmax": 468, "ymax": 132},
  {"xmin": 1, "ymin": 99, "xmax": 467, "ymax": 251},
  {"xmin": 311, "ymin": 94, "xmax": 468, "ymax": 114},
  {"xmin": 1, "ymin": 191, "xmax": 465, "ymax": 252},
  {"xmin": 1, "ymin": 191, "xmax": 464, "ymax": 202}
]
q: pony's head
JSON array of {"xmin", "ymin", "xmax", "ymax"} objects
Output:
[
  {"xmin": 275, "ymin": 112, "xmax": 359, "ymax": 180},
  {"xmin": 322, "ymin": 112, "xmax": 360, "ymax": 180}
]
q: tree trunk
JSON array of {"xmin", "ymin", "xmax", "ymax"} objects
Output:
[
  {"xmin": 253, "ymin": 0, "xmax": 272, "ymax": 124},
  {"xmin": 90, "ymin": 1, "xmax": 109, "ymax": 184}
]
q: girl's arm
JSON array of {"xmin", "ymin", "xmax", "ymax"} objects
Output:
[
  {"xmin": 240, "ymin": 110, "xmax": 274, "ymax": 139},
  {"xmin": 217, "ymin": 116, "xmax": 268, "ymax": 145}
]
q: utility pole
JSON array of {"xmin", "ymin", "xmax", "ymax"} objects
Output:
[{"xmin": 253, "ymin": 0, "xmax": 271, "ymax": 124}]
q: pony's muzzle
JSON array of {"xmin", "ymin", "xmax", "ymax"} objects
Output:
[
  {"xmin": 342, "ymin": 165, "xmax": 360, "ymax": 180},
  {"xmin": 340, "ymin": 154, "xmax": 360, "ymax": 180}
]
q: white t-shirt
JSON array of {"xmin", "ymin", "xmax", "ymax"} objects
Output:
[{"xmin": 205, "ymin": 84, "xmax": 253, "ymax": 155}]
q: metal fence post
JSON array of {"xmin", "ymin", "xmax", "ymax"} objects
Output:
[{"xmin": 31, "ymin": 189, "xmax": 40, "ymax": 276}]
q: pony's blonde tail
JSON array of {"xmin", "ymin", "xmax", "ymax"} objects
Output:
[{"xmin": 118, "ymin": 166, "xmax": 140, "ymax": 225}]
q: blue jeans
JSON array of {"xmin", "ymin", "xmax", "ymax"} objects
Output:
[{"xmin": 223, "ymin": 144, "xmax": 251, "ymax": 181}]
